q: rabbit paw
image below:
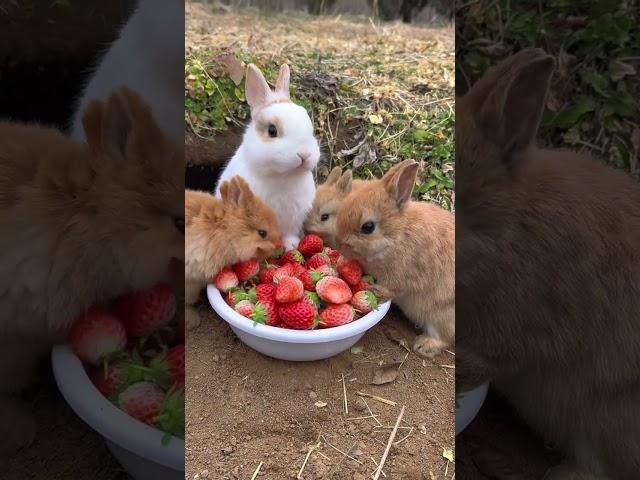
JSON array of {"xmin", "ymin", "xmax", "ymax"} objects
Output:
[
  {"xmin": 413, "ymin": 334, "xmax": 446, "ymax": 359},
  {"xmin": 0, "ymin": 396, "xmax": 36, "ymax": 454},
  {"xmin": 284, "ymin": 235, "xmax": 301, "ymax": 251},
  {"xmin": 544, "ymin": 465, "xmax": 604, "ymax": 480},
  {"xmin": 185, "ymin": 307, "xmax": 201, "ymax": 331}
]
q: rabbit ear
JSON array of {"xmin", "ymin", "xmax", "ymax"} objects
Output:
[
  {"xmin": 234, "ymin": 176, "xmax": 256, "ymax": 209},
  {"xmin": 335, "ymin": 170, "xmax": 353, "ymax": 194},
  {"xmin": 223, "ymin": 177, "xmax": 243, "ymax": 207},
  {"xmin": 219, "ymin": 180, "xmax": 231, "ymax": 203},
  {"xmin": 479, "ymin": 51, "xmax": 555, "ymax": 158},
  {"xmin": 245, "ymin": 64, "xmax": 272, "ymax": 110},
  {"xmin": 382, "ymin": 160, "xmax": 418, "ymax": 209},
  {"xmin": 325, "ymin": 166, "xmax": 343, "ymax": 185},
  {"xmin": 275, "ymin": 64, "xmax": 290, "ymax": 98}
]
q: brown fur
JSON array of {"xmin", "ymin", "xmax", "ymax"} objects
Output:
[
  {"xmin": 184, "ymin": 177, "xmax": 280, "ymax": 329},
  {"xmin": 335, "ymin": 161, "xmax": 455, "ymax": 357},
  {"xmin": 0, "ymin": 86, "xmax": 183, "ymax": 453},
  {"xmin": 304, "ymin": 166, "xmax": 364, "ymax": 248},
  {"xmin": 456, "ymin": 48, "xmax": 640, "ymax": 479}
]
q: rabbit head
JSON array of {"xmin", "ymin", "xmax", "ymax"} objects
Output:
[
  {"xmin": 82, "ymin": 86, "xmax": 184, "ymax": 291},
  {"xmin": 240, "ymin": 63, "xmax": 320, "ymax": 176},
  {"xmin": 335, "ymin": 160, "xmax": 419, "ymax": 263},
  {"xmin": 304, "ymin": 166, "xmax": 354, "ymax": 247}
]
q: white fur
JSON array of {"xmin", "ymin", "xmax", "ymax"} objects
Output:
[
  {"xmin": 68, "ymin": 0, "xmax": 184, "ymax": 142},
  {"xmin": 215, "ymin": 65, "xmax": 320, "ymax": 249}
]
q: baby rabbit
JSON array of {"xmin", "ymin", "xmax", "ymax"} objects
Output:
[
  {"xmin": 215, "ymin": 63, "xmax": 321, "ymax": 250},
  {"xmin": 304, "ymin": 166, "xmax": 364, "ymax": 248},
  {"xmin": 0, "ymin": 86, "xmax": 183, "ymax": 454},
  {"xmin": 335, "ymin": 160, "xmax": 455, "ymax": 358},
  {"xmin": 456, "ymin": 49, "xmax": 640, "ymax": 480},
  {"xmin": 69, "ymin": 0, "xmax": 184, "ymax": 142},
  {"xmin": 185, "ymin": 177, "xmax": 281, "ymax": 330}
]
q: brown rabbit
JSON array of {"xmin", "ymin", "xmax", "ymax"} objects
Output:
[
  {"xmin": 456, "ymin": 48, "xmax": 640, "ymax": 480},
  {"xmin": 0, "ymin": 86, "xmax": 183, "ymax": 454},
  {"xmin": 185, "ymin": 177, "xmax": 281, "ymax": 329},
  {"xmin": 304, "ymin": 166, "xmax": 364, "ymax": 248},
  {"xmin": 335, "ymin": 160, "xmax": 455, "ymax": 358}
]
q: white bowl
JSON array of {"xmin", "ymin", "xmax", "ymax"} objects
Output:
[
  {"xmin": 52, "ymin": 345, "xmax": 184, "ymax": 480},
  {"xmin": 455, "ymin": 381, "xmax": 489, "ymax": 435},
  {"xmin": 207, "ymin": 284, "xmax": 391, "ymax": 361}
]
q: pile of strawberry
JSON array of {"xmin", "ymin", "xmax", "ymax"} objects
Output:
[
  {"xmin": 67, "ymin": 283, "xmax": 184, "ymax": 444},
  {"xmin": 213, "ymin": 234, "xmax": 380, "ymax": 330}
]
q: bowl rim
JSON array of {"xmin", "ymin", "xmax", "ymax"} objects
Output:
[
  {"xmin": 207, "ymin": 284, "xmax": 391, "ymax": 343},
  {"xmin": 51, "ymin": 345, "xmax": 184, "ymax": 471}
]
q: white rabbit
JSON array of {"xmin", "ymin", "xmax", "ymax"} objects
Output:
[
  {"xmin": 68, "ymin": 0, "xmax": 184, "ymax": 143},
  {"xmin": 215, "ymin": 63, "xmax": 321, "ymax": 250}
]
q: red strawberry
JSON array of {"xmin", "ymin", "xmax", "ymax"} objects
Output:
[
  {"xmin": 323, "ymin": 247, "xmax": 341, "ymax": 266},
  {"xmin": 278, "ymin": 300, "xmax": 317, "ymax": 330},
  {"xmin": 316, "ymin": 277, "xmax": 353, "ymax": 304},
  {"xmin": 150, "ymin": 345, "xmax": 185, "ymax": 391},
  {"xmin": 232, "ymin": 258, "xmax": 260, "ymax": 281},
  {"xmin": 352, "ymin": 275, "xmax": 374, "ymax": 294},
  {"xmin": 69, "ymin": 308, "xmax": 127, "ymax": 365},
  {"xmin": 259, "ymin": 265, "xmax": 278, "ymax": 284},
  {"xmin": 118, "ymin": 381, "xmax": 164, "ymax": 425},
  {"xmin": 311, "ymin": 264, "xmax": 338, "ymax": 279},
  {"xmin": 213, "ymin": 267, "xmax": 239, "ymax": 292},
  {"xmin": 298, "ymin": 234, "xmax": 324, "ymax": 257},
  {"xmin": 338, "ymin": 259, "xmax": 363, "ymax": 286},
  {"xmin": 303, "ymin": 291, "xmax": 321, "ymax": 309},
  {"xmin": 297, "ymin": 268, "xmax": 317, "ymax": 291},
  {"xmin": 319, "ymin": 303, "xmax": 355, "ymax": 328},
  {"xmin": 350, "ymin": 290, "xmax": 379, "ymax": 315},
  {"xmin": 290, "ymin": 262, "xmax": 308, "ymax": 278},
  {"xmin": 275, "ymin": 277, "xmax": 304, "ymax": 303},
  {"xmin": 306, "ymin": 252, "xmax": 331, "ymax": 270},
  {"xmin": 273, "ymin": 264, "xmax": 296, "ymax": 283},
  {"xmin": 177, "ymin": 315, "xmax": 185, "ymax": 344},
  {"xmin": 115, "ymin": 284, "xmax": 176, "ymax": 337},
  {"xmin": 251, "ymin": 299, "xmax": 280, "ymax": 326},
  {"xmin": 255, "ymin": 283, "xmax": 276, "ymax": 302},
  {"xmin": 281, "ymin": 249, "xmax": 305, "ymax": 265},
  {"xmin": 234, "ymin": 300, "xmax": 254, "ymax": 317},
  {"xmin": 90, "ymin": 359, "xmax": 145, "ymax": 399}
]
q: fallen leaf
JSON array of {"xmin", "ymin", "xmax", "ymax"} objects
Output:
[
  {"xmin": 314, "ymin": 401, "xmax": 327, "ymax": 408},
  {"xmin": 418, "ymin": 424, "xmax": 427, "ymax": 435},
  {"xmin": 442, "ymin": 447, "xmax": 454, "ymax": 462},
  {"xmin": 371, "ymin": 363, "xmax": 401, "ymax": 385},
  {"xmin": 216, "ymin": 53, "xmax": 244, "ymax": 86},
  {"xmin": 350, "ymin": 346, "xmax": 364, "ymax": 354}
]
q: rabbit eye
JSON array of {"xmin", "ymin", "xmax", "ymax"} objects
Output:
[
  {"xmin": 320, "ymin": 213, "xmax": 329, "ymax": 222},
  {"xmin": 258, "ymin": 229, "xmax": 267, "ymax": 239},
  {"xmin": 360, "ymin": 221, "xmax": 375, "ymax": 234},
  {"xmin": 267, "ymin": 124, "xmax": 278, "ymax": 138},
  {"xmin": 174, "ymin": 216, "xmax": 184, "ymax": 234}
]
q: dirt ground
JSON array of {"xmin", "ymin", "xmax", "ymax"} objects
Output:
[{"xmin": 186, "ymin": 301, "xmax": 455, "ymax": 480}]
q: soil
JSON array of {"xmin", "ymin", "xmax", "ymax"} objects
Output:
[{"xmin": 186, "ymin": 302, "xmax": 455, "ymax": 480}]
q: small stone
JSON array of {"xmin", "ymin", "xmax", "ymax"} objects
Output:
[
  {"xmin": 309, "ymin": 391, "xmax": 318, "ymax": 399},
  {"xmin": 304, "ymin": 382, "xmax": 313, "ymax": 390},
  {"xmin": 353, "ymin": 473, "xmax": 366, "ymax": 480},
  {"xmin": 353, "ymin": 397, "xmax": 367, "ymax": 412},
  {"xmin": 222, "ymin": 445, "xmax": 234, "ymax": 455},
  {"xmin": 212, "ymin": 354, "xmax": 220, "ymax": 362},
  {"xmin": 193, "ymin": 475, "xmax": 200, "ymax": 480},
  {"xmin": 200, "ymin": 470, "xmax": 210, "ymax": 478}
]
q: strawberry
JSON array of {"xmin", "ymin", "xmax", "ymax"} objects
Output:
[
  {"xmin": 278, "ymin": 300, "xmax": 317, "ymax": 330},
  {"xmin": 232, "ymin": 258, "xmax": 260, "ymax": 281},
  {"xmin": 155, "ymin": 389, "xmax": 185, "ymax": 442},
  {"xmin": 298, "ymin": 234, "xmax": 324, "ymax": 257},
  {"xmin": 259, "ymin": 265, "xmax": 278, "ymax": 284},
  {"xmin": 323, "ymin": 247, "xmax": 341, "ymax": 266},
  {"xmin": 303, "ymin": 291, "xmax": 321, "ymax": 309},
  {"xmin": 352, "ymin": 274, "xmax": 375, "ymax": 294},
  {"xmin": 275, "ymin": 277, "xmax": 304, "ymax": 303},
  {"xmin": 290, "ymin": 262, "xmax": 308, "ymax": 279},
  {"xmin": 338, "ymin": 259, "xmax": 363, "ymax": 286},
  {"xmin": 255, "ymin": 283, "xmax": 276, "ymax": 302},
  {"xmin": 177, "ymin": 315, "xmax": 185, "ymax": 344},
  {"xmin": 150, "ymin": 345, "xmax": 185, "ymax": 391},
  {"xmin": 213, "ymin": 267, "xmax": 239, "ymax": 292},
  {"xmin": 225, "ymin": 289, "xmax": 242, "ymax": 307},
  {"xmin": 297, "ymin": 268, "xmax": 317, "ymax": 291},
  {"xmin": 315, "ymin": 277, "xmax": 353, "ymax": 304},
  {"xmin": 273, "ymin": 264, "xmax": 296, "ymax": 283},
  {"xmin": 115, "ymin": 284, "xmax": 176, "ymax": 337},
  {"xmin": 306, "ymin": 252, "xmax": 331, "ymax": 270},
  {"xmin": 311, "ymin": 264, "xmax": 338, "ymax": 280},
  {"xmin": 281, "ymin": 249, "xmax": 305, "ymax": 265},
  {"xmin": 118, "ymin": 381, "xmax": 165, "ymax": 425},
  {"xmin": 68, "ymin": 308, "xmax": 127, "ymax": 365},
  {"xmin": 319, "ymin": 303, "xmax": 355, "ymax": 328},
  {"xmin": 251, "ymin": 299, "xmax": 280, "ymax": 326},
  {"xmin": 234, "ymin": 300, "xmax": 254, "ymax": 318},
  {"xmin": 350, "ymin": 290, "xmax": 379, "ymax": 314},
  {"xmin": 90, "ymin": 358, "xmax": 146, "ymax": 399}
]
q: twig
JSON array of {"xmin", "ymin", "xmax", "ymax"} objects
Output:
[
  {"xmin": 341, "ymin": 374, "xmax": 349, "ymax": 415},
  {"xmin": 362, "ymin": 397, "xmax": 383, "ymax": 427},
  {"xmin": 251, "ymin": 461, "xmax": 263, "ymax": 480},
  {"xmin": 393, "ymin": 427, "xmax": 414, "ymax": 446},
  {"xmin": 370, "ymin": 456, "xmax": 387, "ymax": 478},
  {"xmin": 445, "ymin": 350, "xmax": 455, "ymax": 356},
  {"xmin": 356, "ymin": 391, "xmax": 397, "ymax": 406},
  {"xmin": 440, "ymin": 364, "xmax": 455, "ymax": 369},
  {"xmin": 297, "ymin": 441, "xmax": 321, "ymax": 479},
  {"xmin": 320, "ymin": 436, "xmax": 363, "ymax": 465},
  {"xmin": 346, "ymin": 414, "xmax": 379, "ymax": 421},
  {"xmin": 373, "ymin": 405, "xmax": 405, "ymax": 480}
]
